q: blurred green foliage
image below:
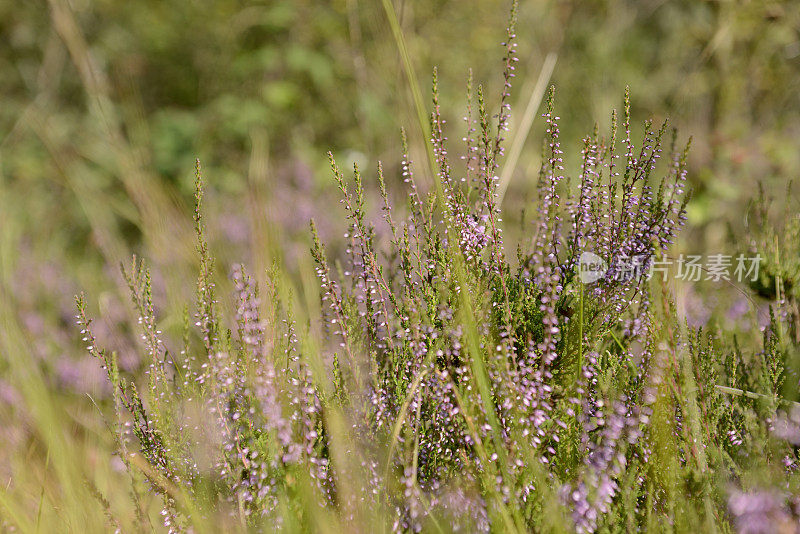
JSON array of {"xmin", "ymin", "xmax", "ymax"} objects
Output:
[{"xmin": 2, "ymin": 1, "xmax": 797, "ymax": 260}]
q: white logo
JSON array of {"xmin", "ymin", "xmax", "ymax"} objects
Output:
[{"xmin": 578, "ymin": 251, "xmax": 607, "ymax": 284}]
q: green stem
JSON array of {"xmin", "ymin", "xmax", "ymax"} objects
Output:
[{"xmin": 577, "ymin": 281, "xmax": 584, "ymax": 383}]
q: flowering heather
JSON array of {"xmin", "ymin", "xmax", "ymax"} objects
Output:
[{"xmin": 65, "ymin": 4, "xmax": 800, "ymax": 533}]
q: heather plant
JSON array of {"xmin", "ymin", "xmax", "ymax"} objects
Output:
[{"xmin": 62, "ymin": 4, "xmax": 800, "ymax": 534}]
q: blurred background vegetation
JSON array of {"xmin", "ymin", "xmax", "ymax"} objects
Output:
[{"xmin": 0, "ymin": 0, "xmax": 798, "ymax": 526}]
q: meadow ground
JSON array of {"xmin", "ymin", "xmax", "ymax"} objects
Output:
[{"xmin": 1, "ymin": 1, "xmax": 800, "ymax": 532}]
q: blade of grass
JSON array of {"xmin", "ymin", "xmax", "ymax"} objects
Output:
[
  {"xmin": 379, "ymin": 0, "xmax": 439, "ymax": 193},
  {"xmin": 452, "ymin": 255, "xmax": 524, "ymax": 533},
  {"xmin": 382, "ymin": 368, "xmax": 428, "ymax": 490},
  {"xmin": 496, "ymin": 52, "xmax": 557, "ymax": 208}
]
